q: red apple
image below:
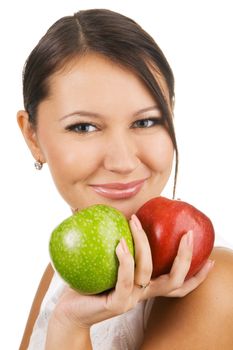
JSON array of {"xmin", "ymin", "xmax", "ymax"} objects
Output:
[{"xmin": 136, "ymin": 196, "xmax": 215, "ymax": 279}]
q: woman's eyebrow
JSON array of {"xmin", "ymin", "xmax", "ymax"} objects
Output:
[
  {"xmin": 59, "ymin": 105, "xmax": 160, "ymax": 121},
  {"xmin": 59, "ymin": 110, "xmax": 101, "ymax": 121},
  {"xmin": 133, "ymin": 105, "xmax": 160, "ymax": 116}
]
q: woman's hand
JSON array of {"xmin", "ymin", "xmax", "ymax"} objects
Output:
[
  {"xmin": 130, "ymin": 214, "xmax": 215, "ymax": 299},
  {"xmin": 49, "ymin": 214, "xmax": 214, "ymax": 330}
]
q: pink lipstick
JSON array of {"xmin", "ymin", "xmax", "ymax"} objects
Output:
[{"xmin": 90, "ymin": 179, "xmax": 146, "ymax": 200}]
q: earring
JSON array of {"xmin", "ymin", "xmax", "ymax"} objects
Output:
[{"xmin": 34, "ymin": 160, "xmax": 43, "ymax": 170}]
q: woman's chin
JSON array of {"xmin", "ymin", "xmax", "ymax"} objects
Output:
[{"xmin": 69, "ymin": 195, "xmax": 151, "ymax": 220}]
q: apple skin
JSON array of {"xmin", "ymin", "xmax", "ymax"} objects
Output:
[
  {"xmin": 136, "ymin": 197, "xmax": 215, "ymax": 279},
  {"xmin": 49, "ymin": 204, "xmax": 134, "ymax": 295}
]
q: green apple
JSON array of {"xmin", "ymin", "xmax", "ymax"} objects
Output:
[{"xmin": 49, "ymin": 204, "xmax": 134, "ymax": 294}]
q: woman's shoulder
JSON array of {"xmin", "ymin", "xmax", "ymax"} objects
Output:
[
  {"xmin": 201, "ymin": 247, "xmax": 233, "ymax": 312},
  {"xmin": 207, "ymin": 247, "xmax": 233, "ymax": 302},
  {"xmin": 209, "ymin": 246, "xmax": 233, "ymax": 288},
  {"xmin": 142, "ymin": 247, "xmax": 233, "ymax": 349},
  {"xmin": 211, "ymin": 245, "xmax": 233, "ymax": 261}
]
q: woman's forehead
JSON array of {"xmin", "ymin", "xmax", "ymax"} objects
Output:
[{"xmin": 47, "ymin": 52, "xmax": 171, "ymax": 107}]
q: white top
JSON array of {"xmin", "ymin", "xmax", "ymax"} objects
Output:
[
  {"xmin": 28, "ymin": 235, "xmax": 232, "ymax": 350},
  {"xmin": 27, "ymin": 272, "xmax": 154, "ymax": 350}
]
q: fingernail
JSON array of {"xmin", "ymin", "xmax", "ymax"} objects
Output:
[
  {"xmin": 131, "ymin": 214, "xmax": 142, "ymax": 230},
  {"xmin": 209, "ymin": 260, "xmax": 215, "ymax": 269},
  {"xmin": 186, "ymin": 230, "xmax": 193, "ymax": 247},
  {"xmin": 120, "ymin": 238, "xmax": 129, "ymax": 254}
]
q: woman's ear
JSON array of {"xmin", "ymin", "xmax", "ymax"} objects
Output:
[{"xmin": 17, "ymin": 110, "xmax": 46, "ymax": 163}]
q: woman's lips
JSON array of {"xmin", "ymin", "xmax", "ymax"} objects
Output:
[{"xmin": 90, "ymin": 179, "xmax": 146, "ymax": 199}]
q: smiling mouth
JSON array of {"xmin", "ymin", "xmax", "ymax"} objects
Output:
[{"xmin": 90, "ymin": 179, "xmax": 147, "ymax": 200}]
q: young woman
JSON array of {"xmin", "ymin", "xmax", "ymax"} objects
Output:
[{"xmin": 17, "ymin": 9, "xmax": 233, "ymax": 350}]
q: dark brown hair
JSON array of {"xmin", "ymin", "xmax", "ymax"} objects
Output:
[{"xmin": 22, "ymin": 8, "xmax": 178, "ymax": 197}]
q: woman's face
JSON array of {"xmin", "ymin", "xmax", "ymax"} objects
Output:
[{"xmin": 30, "ymin": 53, "xmax": 174, "ymax": 218}]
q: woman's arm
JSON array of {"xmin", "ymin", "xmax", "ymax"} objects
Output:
[
  {"xmin": 45, "ymin": 316, "xmax": 92, "ymax": 350},
  {"xmin": 141, "ymin": 247, "xmax": 233, "ymax": 349},
  {"xmin": 18, "ymin": 262, "xmax": 93, "ymax": 350},
  {"xmin": 19, "ymin": 263, "xmax": 54, "ymax": 350}
]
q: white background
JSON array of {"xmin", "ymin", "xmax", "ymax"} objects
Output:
[{"xmin": 0, "ymin": 0, "xmax": 232, "ymax": 348}]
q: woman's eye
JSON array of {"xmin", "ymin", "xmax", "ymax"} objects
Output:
[
  {"xmin": 65, "ymin": 123, "xmax": 97, "ymax": 133},
  {"xmin": 132, "ymin": 118, "xmax": 163, "ymax": 128}
]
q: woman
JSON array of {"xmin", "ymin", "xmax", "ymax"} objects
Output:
[{"xmin": 17, "ymin": 9, "xmax": 233, "ymax": 349}]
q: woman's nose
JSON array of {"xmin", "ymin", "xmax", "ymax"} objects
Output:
[{"xmin": 103, "ymin": 133, "xmax": 140, "ymax": 174}]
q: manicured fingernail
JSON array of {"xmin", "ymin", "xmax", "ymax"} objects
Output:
[
  {"xmin": 131, "ymin": 214, "xmax": 142, "ymax": 230},
  {"xmin": 120, "ymin": 238, "xmax": 129, "ymax": 254},
  {"xmin": 186, "ymin": 230, "xmax": 193, "ymax": 247},
  {"xmin": 209, "ymin": 260, "xmax": 215, "ymax": 269}
]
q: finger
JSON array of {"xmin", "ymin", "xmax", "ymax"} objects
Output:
[
  {"xmin": 146, "ymin": 230, "xmax": 194, "ymax": 297},
  {"xmin": 129, "ymin": 215, "xmax": 153, "ymax": 290},
  {"xmin": 168, "ymin": 230, "xmax": 194, "ymax": 289},
  {"xmin": 113, "ymin": 238, "xmax": 135, "ymax": 303},
  {"xmin": 167, "ymin": 259, "xmax": 215, "ymax": 297}
]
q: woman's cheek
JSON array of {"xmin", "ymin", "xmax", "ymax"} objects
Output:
[
  {"xmin": 48, "ymin": 140, "xmax": 104, "ymax": 183},
  {"xmin": 141, "ymin": 132, "xmax": 174, "ymax": 171}
]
